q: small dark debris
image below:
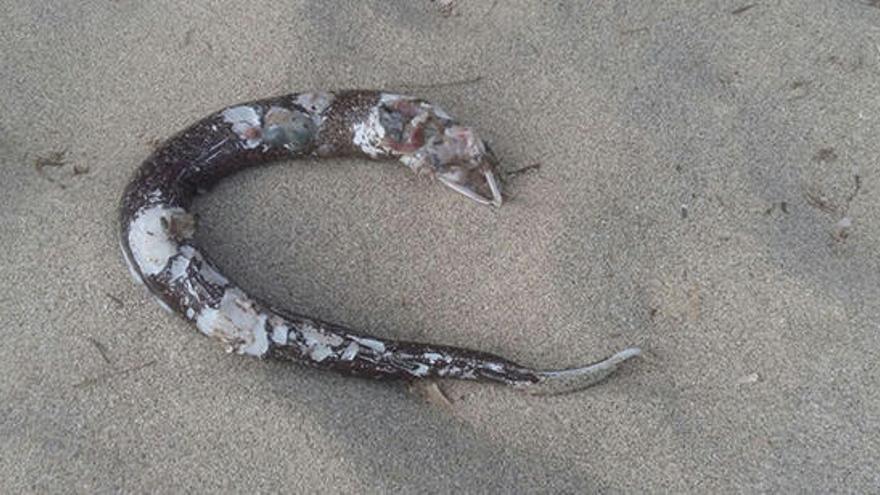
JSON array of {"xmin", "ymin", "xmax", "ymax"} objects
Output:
[
  {"xmin": 827, "ymin": 54, "xmax": 864, "ymax": 73},
  {"xmin": 731, "ymin": 4, "xmax": 756, "ymax": 15},
  {"xmin": 621, "ymin": 26, "xmax": 649, "ymax": 36},
  {"xmin": 86, "ymin": 337, "xmax": 113, "ymax": 365},
  {"xmin": 73, "ymin": 360, "xmax": 157, "ymax": 389},
  {"xmin": 105, "ymin": 292, "xmax": 125, "ymax": 308},
  {"xmin": 430, "ymin": 0, "xmax": 455, "ymax": 17},
  {"xmin": 34, "ymin": 150, "xmax": 67, "ymax": 172},
  {"xmin": 813, "ymin": 147, "xmax": 838, "ymax": 162},
  {"xmin": 680, "ymin": 205, "xmax": 688, "ymax": 219},
  {"xmin": 34, "ymin": 150, "xmax": 70, "ymax": 188},
  {"xmin": 506, "ymin": 163, "xmax": 541, "ymax": 177},
  {"xmin": 765, "ymin": 201, "xmax": 789, "ymax": 216},
  {"xmin": 846, "ymin": 174, "xmax": 862, "ymax": 205},
  {"xmin": 73, "ymin": 164, "xmax": 90, "ymax": 175},
  {"xmin": 182, "ymin": 28, "xmax": 195, "ymax": 47},
  {"xmin": 804, "ymin": 188, "xmax": 836, "ymax": 213},
  {"xmin": 833, "ymin": 216, "xmax": 852, "ymax": 241},
  {"xmin": 718, "ymin": 70, "xmax": 741, "ymax": 86},
  {"xmin": 787, "ymin": 80, "xmax": 810, "ymax": 100}
]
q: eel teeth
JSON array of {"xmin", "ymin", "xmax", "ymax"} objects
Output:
[{"xmin": 484, "ymin": 170, "xmax": 502, "ymax": 207}]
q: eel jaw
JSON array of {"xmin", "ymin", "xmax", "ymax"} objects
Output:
[
  {"xmin": 517, "ymin": 347, "xmax": 642, "ymax": 396},
  {"xmin": 438, "ymin": 167, "xmax": 503, "ymax": 207}
]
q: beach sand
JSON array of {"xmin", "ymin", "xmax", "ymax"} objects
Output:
[{"xmin": 2, "ymin": 1, "xmax": 879, "ymax": 491}]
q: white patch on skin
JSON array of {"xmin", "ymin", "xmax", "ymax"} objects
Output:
[
  {"xmin": 199, "ymin": 262, "xmax": 230, "ymax": 287},
  {"xmin": 437, "ymin": 366, "xmax": 459, "ymax": 377},
  {"xmin": 398, "ymin": 154, "xmax": 418, "ymax": 171},
  {"xmin": 309, "ymin": 344, "xmax": 333, "ymax": 362},
  {"xmin": 171, "ymin": 245, "xmax": 237, "ymax": 320},
  {"xmin": 127, "ymin": 205, "xmax": 186, "ymax": 276},
  {"xmin": 352, "ymin": 106, "xmax": 386, "ymax": 158},
  {"xmin": 265, "ymin": 106, "xmax": 293, "ymax": 124},
  {"xmin": 195, "ymin": 288, "xmax": 269, "ymax": 357},
  {"xmin": 437, "ymin": 365, "xmax": 474, "ymax": 379},
  {"xmin": 146, "ymin": 188, "xmax": 164, "ymax": 203},
  {"xmin": 295, "ymin": 92, "xmax": 333, "ymax": 117},
  {"xmin": 177, "ymin": 246, "xmax": 229, "ymax": 287},
  {"xmin": 271, "ymin": 324, "xmax": 289, "ymax": 345},
  {"xmin": 167, "ymin": 255, "xmax": 190, "ymax": 282},
  {"xmin": 482, "ymin": 362, "xmax": 504, "ymax": 373},
  {"xmin": 409, "ymin": 363, "xmax": 428, "ymax": 376},
  {"xmin": 298, "ymin": 324, "xmax": 344, "ymax": 362},
  {"xmin": 178, "ymin": 244, "xmax": 197, "ymax": 258},
  {"xmin": 430, "ymin": 104, "xmax": 453, "ymax": 122},
  {"xmin": 222, "ymin": 105, "xmax": 262, "ymax": 149},
  {"xmin": 379, "ymin": 93, "xmax": 408, "ymax": 104},
  {"xmin": 422, "ymin": 352, "xmax": 445, "ymax": 364},
  {"xmin": 119, "ymin": 236, "xmax": 143, "ymax": 284},
  {"xmin": 409, "ymin": 363, "xmax": 429, "ymax": 377},
  {"xmin": 351, "ymin": 336, "xmax": 386, "ymax": 353},
  {"xmin": 341, "ymin": 341, "xmax": 359, "ymax": 361}
]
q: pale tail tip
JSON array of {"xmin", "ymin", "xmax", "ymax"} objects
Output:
[{"xmin": 518, "ymin": 347, "xmax": 642, "ymax": 396}]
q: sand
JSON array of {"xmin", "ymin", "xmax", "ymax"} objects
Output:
[{"xmin": 2, "ymin": 0, "xmax": 880, "ymax": 492}]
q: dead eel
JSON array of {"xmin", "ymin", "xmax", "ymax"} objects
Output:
[{"xmin": 119, "ymin": 90, "xmax": 640, "ymax": 395}]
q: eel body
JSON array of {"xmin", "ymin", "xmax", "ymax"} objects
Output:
[{"xmin": 119, "ymin": 90, "xmax": 639, "ymax": 395}]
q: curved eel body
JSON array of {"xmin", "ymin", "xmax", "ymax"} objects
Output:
[{"xmin": 119, "ymin": 90, "xmax": 639, "ymax": 395}]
